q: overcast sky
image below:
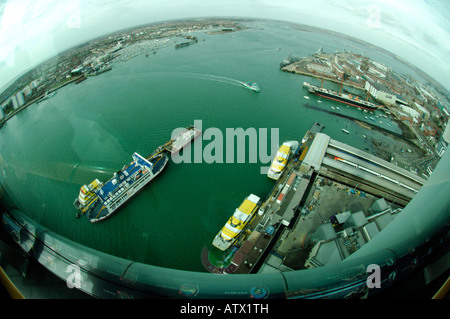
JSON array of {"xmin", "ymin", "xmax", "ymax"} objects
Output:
[{"xmin": 1, "ymin": 0, "xmax": 449, "ymax": 91}]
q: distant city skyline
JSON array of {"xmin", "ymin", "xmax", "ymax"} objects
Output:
[{"xmin": 1, "ymin": 0, "xmax": 449, "ymax": 92}]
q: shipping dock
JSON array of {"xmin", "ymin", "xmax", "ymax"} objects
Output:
[{"xmin": 204, "ymin": 121, "xmax": 420, "ymax": 275}]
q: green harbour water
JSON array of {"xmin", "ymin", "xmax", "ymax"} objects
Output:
[{"xmin": 0, "ymin": 21, "xmax": 421, "ymax": 272}]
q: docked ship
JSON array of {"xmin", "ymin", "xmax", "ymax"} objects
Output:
[
  {"xmin": 267, "ymin": 141, "xmax": 299, "ymax": 180},
  {"xmin": 86, "ymin": 66, "xmax": 110, "ymax": 76},
  {"xmin": 303, "ymin": 82, "xmax": 380, "ymax": 111},
  {"xmin": 280, "ymin": 53, "xmax": 300, "ymax": 68},
  {"xmin": 212, "ymin": 194, "xmax": 261, "ymax": 251},
  {"xmin": 74, "ymin": 152, "xmax": 169, "ymax": 223},
  {"xmin": 242, "ymin": 82, "xmax": 261, "ymax": 93}
]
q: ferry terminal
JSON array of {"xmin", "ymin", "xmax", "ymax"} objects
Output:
[{"xmin": 203, "ymin": 121, "xmax": 426, "ymax": 277}]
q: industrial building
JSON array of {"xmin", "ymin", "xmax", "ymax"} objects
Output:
[
  {"xmin": 365, "ymin": 81, "xmax": 397, "ymax": 106},
  {"xmin": 304, "ymin": 199, "xmax": 401, "ymax": 269}
]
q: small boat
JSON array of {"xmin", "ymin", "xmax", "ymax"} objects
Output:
[
  {"xmin": 342, "ymin": 123, "xmax": 350, "ymax": 134},
  {"xmin": 242, "ymin": 82, "xmax": 261, "ymax": 93},
  {"xmin": 303, "ymin": 95, "xmax": 310, "ymax": 99}
]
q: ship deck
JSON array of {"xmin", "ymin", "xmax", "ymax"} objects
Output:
[{"xmin": 98, "ymin": 154, "xmax": 151, "ymax": 202}]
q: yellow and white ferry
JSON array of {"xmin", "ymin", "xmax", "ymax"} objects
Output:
[{"xmin": 212, "ymin": 194, "xmax": 261, "ymax": 251}]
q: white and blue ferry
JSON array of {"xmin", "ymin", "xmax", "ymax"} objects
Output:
[{"xmin": 74, "ymin": 152, "xmax": 169, "ymax": 223}]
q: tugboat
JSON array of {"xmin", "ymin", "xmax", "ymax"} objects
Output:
[
  {"xmin": 74, "ymin": 152, "xmax": 169, "ymax": 222},
  {"xmin": 242, "ymin": 82, "xmax": 261, "ymax": 93}
]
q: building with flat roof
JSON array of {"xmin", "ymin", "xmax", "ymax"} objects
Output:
[
  {"xmin": 301, "ymin": 133, "xmax": 330, "ymax": 172},
  {"xmin": 365, "ymin": 81, "xmax": 396, "ymax": 106}
]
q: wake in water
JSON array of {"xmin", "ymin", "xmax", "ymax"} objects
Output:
[
  {"xmin": 143, "ymin": 71, "xmax": 251, "ymax": 87},
  {"xmin": 180, "ymin": 72, "xmax": 246, "ymax": 87},
  {"xmin": 144, "ymin": 71, "xmax": 252, "ymax": 90}
]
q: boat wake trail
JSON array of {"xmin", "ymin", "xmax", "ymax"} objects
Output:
[
  {"xmin": 181, "ymin": 72, "xmax": 245, "ymax": 87},
  {"xmin": 146, "ymin": 71, "xmax": 247, "ymax": 88}
]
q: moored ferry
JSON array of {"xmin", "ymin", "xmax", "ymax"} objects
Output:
[
  {"xmin": 267, "ymin": 141, "xmax": 299, "ymax": 180},
  {"xmin": 74, "ymin": 152, "xmax": 169, "ymax": 222},
  {"xmin": 212, "ymin": 194, "xmax": 261, "ymax": 251}
]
